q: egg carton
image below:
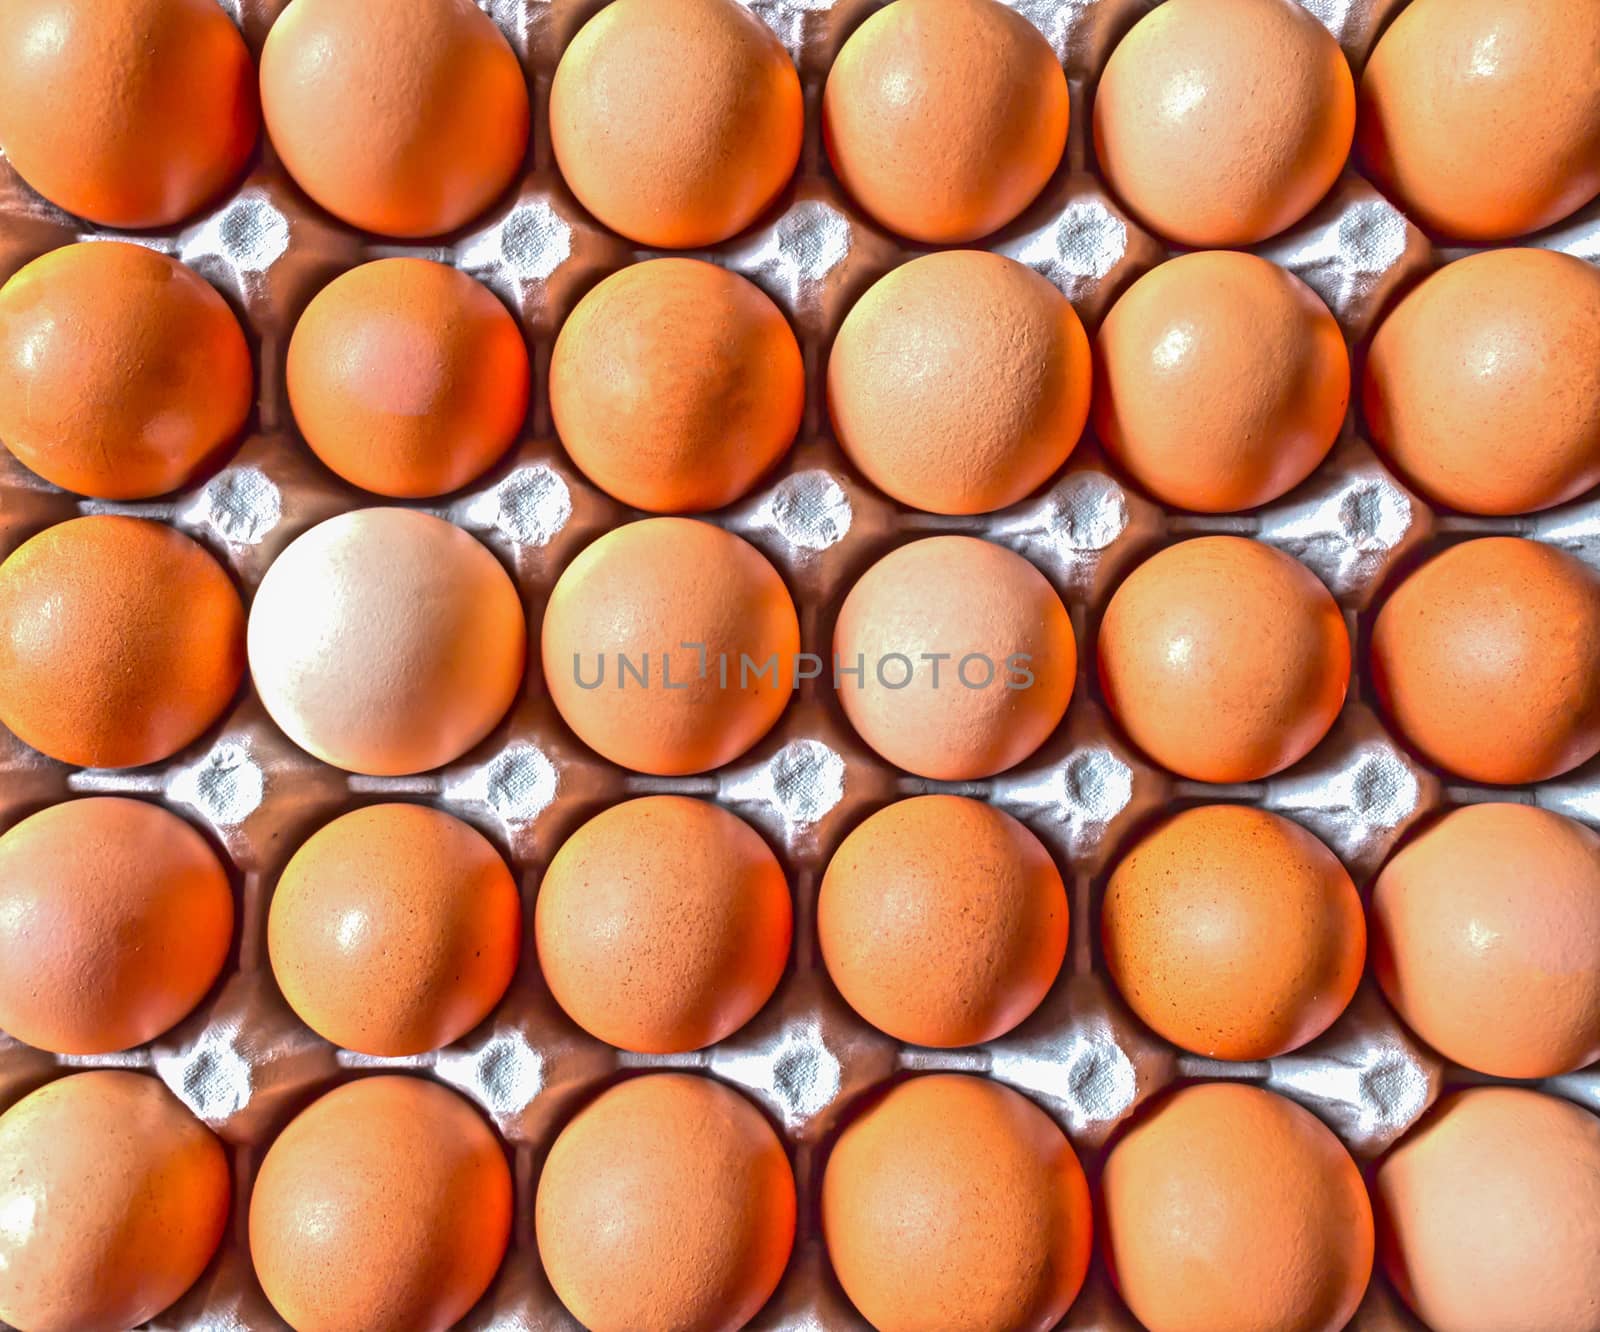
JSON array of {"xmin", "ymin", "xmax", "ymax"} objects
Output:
[{"xmin": 2, "ymin": 0, "xmax": 1600, "ymax": 1328}]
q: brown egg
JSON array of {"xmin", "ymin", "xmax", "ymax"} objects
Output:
[
  {"xmin": 1094, "ymin": 0, "xmax": 1354, "ymax": 247},
  {"xmin": 1095, "ymin": 251, "xmax": 1349, "ymax": 513},
  {"xmin": 827, "ymin": 251, "xmax": 1089, "ymax": 515},
  {"xmin": 541, "ymin": 518, "xmax": 799, "ymax": 775},
  {"xmin": 1376, "ymin": 1088, "xmax": 1600, "ymax": 1332},
  {"xmin": 1104, "ymin": 1083, "xmax": 1373, "ymax": 1332},
  {"xmin": 1372, "ymin": 804, "xmax": 1600, "ymax": 1078},
  {"xmin": 1371, "ymin": 537, "xmax": 1600, "ymax": 784},
  {"xmin": 0, "ymin": 799, "xmax": 231, "ymax": 1055},
  {"xmin": 1358, "ymin": 0, "xmax": 1600, "ymax": 241},
  {"xmin": 535, "ymin": 1074, "xmax": 795, "ymax": 1332},
  {"xmin": 550, "ymin": 259, "xmax": 802, "ymax": 512},
  {"xmin": 820, "ymin": 797, "xmax": 1067, "ymax": 1047},
  {"xmin": 269, "ymin": 804, "xmax": 520, "ymax": 1057},
  {"xmin": 0, "ymin": 242, "xmax": 252, "ymax": 500},
  {"xmin": 0, "ymin": 516, "xmax": 245, "ymax": 769},
  {"xmin": 250, "ymin": 1076, "xmax": 511, "ymax": 1332},
  {"xmin": 823, "ymin": 0, "xmax": 1067, "ymax": 244},
  {"xmin": 1103, "ymin": 805, "xmax": 1363, "ymax": 1060},
  {"xmin": 0, "ymin": 1071, "xmax": 229, "ymax": 1332},
  {"xmin": 1364, "ymin": 249, "xmax": 1600, "ymax": 514},
  {"xmin": 551, "ymin": 0, "xmax": 802, "ymax": 248},
  {"xmin": 288, "ymin": 259, "xmax": 529, "ymax": 499},
  {"xmin": 0, "ymin": 0, "xmax": 255, "ymax": 228},
  {"xmin": 260, "ymin": 0, "xmax": 528, "ymax": 238},
  {"xmin": 822, "ymin": 1074, "xmax": 1091, "ymax": 1332},
  {"xmin": 833, "ymin": 537, "xmax": 1074, "ymax": 780},
  {"xmin": 536, "ymin": 797, "xmax": 790, "ymax": 1053},
  {"xmin": 248, "ymin": 509, "xmax": 525, "ymax": 776},
  {"xmin": 1098, "ymin": 537, "xmax": 1350, "ymax": 782}
]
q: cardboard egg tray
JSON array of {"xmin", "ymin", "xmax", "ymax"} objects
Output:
[{"xmin": 2, "ymin": 0, "xmax": 1599, "ymax": 1327}]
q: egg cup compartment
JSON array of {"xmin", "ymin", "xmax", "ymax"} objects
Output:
[{"xmin": 3, "ymin": 0, "xmax": 1600, "ymax": 1328}]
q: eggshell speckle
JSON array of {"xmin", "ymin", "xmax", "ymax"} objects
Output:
[
  {"xmin": 827, "ymin": 251, "xmax": 1089, "ymax": 515},
  {"xmin": 1098, "ymin": 537, "xmax": 1349, "ymax": 783},
  {"xmin": 0, "ymin": 241, "xmax": 252, "ymax": 500},
  {"xmin": 823, "ymin": 0, "xmax": 1067, "ymax": 244},
  {"xmin": 1372, "ymin": 803, "xmax": 1600, "ymax": 1079},
  {"xmin": 269, "ymin": 804, "xmax": 520, "ymax": 1057},
  {"xmin": 260, "ymin": 0, "xmax": 529, "ymax": 238},
  {"xmin": 1104, "ymin": 1083, "xmax": 1373, "ymax": 1332},
  {"xmin": 540, "ymin": 518, "xmax": 799, "ymax": 775},
  {"xmin": 250, "ymin": 1076, "xmax": 511, "ymax": 1332},
  {"xmin": 1358, "ymin": 0, "xmax": 1600, "ymax": 241},
  {"xmin": 820, "ymin": 796, "xmax": 1067, "ymax": 1047},
  {"xmin": 248, "ymin": 508, "xmax": 525, "ymax": 776},
  {"xmin": 550, "ymin": 0, "xmax": 802, "ymax": 248},
  {"xmin": 1103, "ymin": 805, "xmax": 1363, "ymax": 1060},
  {"xmin": 1371, "ymin": 537, "xmax": 1600, "ymax": 784},
  {"xmin": 0, "ymin": 1071, "xmax": 229, "ymax": 1332},
  {"xmin": 0, "ymin": 799, "xmax": 231, "ymax": 1056},
  {"xmin": 822, "ymin": 1074, "xmax": 1092, "ymax": 1332},
  {"xmin": 1094, "ymin": 250, "xmax": 1348, "ymax": 513},
  {"xmin": 535, "ymin": 1073, "xmax": 796, "ymax": 1332},
  {"xmin": 1094, "ymin": 0, "xmax": 1354, "ymax": 247},
  {"xmin": 0, "ymin": 516, "xmax": 245, "ymax": 769},
  {"xmin": 1364, "ymin": 248, "xmax": 1600, "ymax": 515},
  {"xmin": 550, "ymin": 259, "xmax": 802, "ymax": 512},
  {"xmin": 0, "ymin": 0, "xmax": 256, "ymax": 228},
  {"xmin": 288, "ymin": 259, "xmax": 529, "ymax": 499},
  {"xmin": 1375, "ymin": 1088, "xmax": 1600, "ymax": 1332},
  {"xmin": 833, "ymin": 536, "xmax": 1074, "ymax": 780},
  {"xmin": 536, "ymin": 796, "xmax": 791, "ymax": 1053}
]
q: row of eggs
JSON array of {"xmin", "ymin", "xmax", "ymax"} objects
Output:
[
  {"xmin": 1, "ymin": 503, "xmax": 1597, "ymax": 787},
  {"xmin": 4, "ymin": 782, "xmax": 1597, "ymax": 1076},
  {"xmin": 12, "ymin": 1065, "xmax": 1596, "ymax": 1332},
  {"xmin": 1, "ymin": 0, "xmax": 1598, "ymax": 248},
  {"xmin": 4, "ymin": 232, "xmax": 1599, "ymax": 516}
]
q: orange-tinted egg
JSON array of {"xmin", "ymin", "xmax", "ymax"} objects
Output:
[
  {"xmin": 541, "ymin": 518, "xmax": 799, "ymax": 775},
  {"xmin": 288, "ymin": 259, "xmax": 528, "ymax": 499},
  {"xmin": 535, "ymin": 1074, "xmax": 796, "ymax": 1332},
  {"xmin": 825, "ymin": 0, "xmax": 1062, "ymax": 244},
  {"xmin": 248, "ymin": 509, "xmax": 525, "ymax": 776},
  {"xmin": 1095, "ymin": 251, "xmax": 1348, "ymax": 512},
  {"xmin": 822, "ymin": 1074, "xmax": 1091, "ymax": 1332},
  {"xmin": 0, "ymin": 1071, "xmax": 229, "ymax": 1332},
  {"xmin": 1104, "ymin": 1083, "xmax": 1373, "ymax": 1332},
  {"xmin": 1371, "ymin": 537, "xmax": 1600, "ymax": 783},
  {"xmin": 1103, "ymin": 805, "xmax": 1364, "ymax": 1060},
  {"xmin": 1094, "ymin": 0, "xmax": 1354, "ymax": 246},
  {"xmin": 0, "ymin": 241, "xmax": 252, "ymax": 500},
  {"xmin": 823, "ymin": 0, "xmax": 1067, "ymax": 244},
  {"xmin": 550, "ymin": 259, "xmax": 802, "ymax": 512},
  {"xmin": 0, "ymin": 0, "xmax": 256, "ymax": 228},
  {"xmin": 536, "ymin": 797, "xmax": 790, "ymax": 1053},
  {"xmin": 828, "ymin": 251, "xmax": 1089, "ymax": 515},
  {"xmin": 833, "ymin": 536, "xmax": 1074, "ymax": 780},
  {"xmin": 269, "ymin": 804, "xmax": 520, "ymax": 1057},
  {"xmin": 0, "ymin": 799, "xmax": 231, "ymax": 1055},
  {"xmin": 551, "ymin": 0, "xmax": 802, "ymax": 248},
  {"xmin": 1375, "ymin": 1088, "xmax": 1600, "ymax": 1332},
  {"xmin": 1364, "ymin": 248, "xmax": 1600, "ymax": 514},
  {"xmin": 260, "ymin": 0, "xmax": 528, "ymax": 238},
  {"xmin": 250, "ymin": 1076, "xmax": 511, "ymax": 1332},
  {"xmin": 0, "ymin": 516, "xmax": 245, "ymax": 769},
  {"xmin": 1098, "ymin": 537, "xmax": 1350, "ymax": 782},
  {"xmin": 1358, "ymin": 0, "xmax": 1600, "ymax": 241},
  {"xmin": 820, "ymin": 796, "xmax": 1067, "ymax": 1047},
  {"xmin": 1372, "ymin": 803, "xmax": 1600, "ymax": 1078}
]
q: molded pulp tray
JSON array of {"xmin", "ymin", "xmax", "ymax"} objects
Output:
[{"xmin": 2, "ymin": 0, "xmax": 1599, "ymax": 1327}]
